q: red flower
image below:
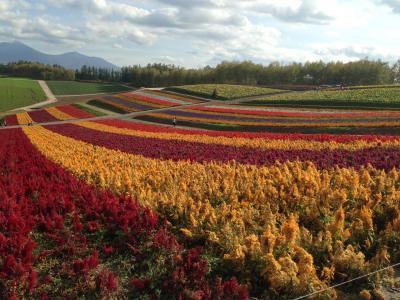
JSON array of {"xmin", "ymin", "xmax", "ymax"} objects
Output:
[
  {"xmin": 106, "ymin": 273, "xmax": 118, "ymax": 291},
  {"xmin": 89, "ymin": 249, "xmax": 99, "ymax": 269},
  {"xmin": 103, "ymin": 245, "xmax": 114, "ymax": 255},
  {"xmin": 131, "ymin": 278, "xmax": 151, "ymax": 291},
  {"xmin": 29, "ymin": 270, "xmax": 38, "ymax": 292},
  {"xmin": 87, "ymin": 221, "xmax": 99, "ymax": 232},
  {"xmin": 72, "ymin": 214, "xmax": 83, "ymax": 232}
]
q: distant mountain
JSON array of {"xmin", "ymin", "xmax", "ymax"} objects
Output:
[{"xmin": 0, "ymin": 41, "xmax": 119, "ymax": 70}]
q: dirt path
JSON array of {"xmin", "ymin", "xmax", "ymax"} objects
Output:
[
  {"xmin": 9, "ymin": 81, "xmax": 58, "ymax": 112},
  {"xmin": 38, "ymin": 80, "xmax": 57, "ymax": 101},
  {"xmin": 57, "ymin": 92, "xmax": 110, "ymax": 97}
]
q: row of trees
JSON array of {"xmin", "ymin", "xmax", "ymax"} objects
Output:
[
  {"xmin": 0, "ymin": 61, "xmax": 75, "ymax": 80},
  {"xmin": 2, "ymin": 59, "xmax": 400, "ymax": 87},
  {"xmin": 75, "ymin": 59, "xmax": 400, "ymax": 87},
  {"xmin": 75, "ymin": 65, "xmax": 122, "ymax": 81}
]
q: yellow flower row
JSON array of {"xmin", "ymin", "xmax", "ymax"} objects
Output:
[
  {"xmin": 23, "ymin": 125, "xmax": 400, "ymax": 295},
  {"xmin": 16, "ymin": 112, "xmax": 33, "ymax": 125},
  {"xmin": 45, "ymin": 107, "xmax": 74, "ymax": 120},
  {"xmin": 77, "ymin": 120, "xmax": 400, "ymax": 151}
]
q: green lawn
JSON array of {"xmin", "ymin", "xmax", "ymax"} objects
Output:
[
  {"xmin": 72, "ymin": 103, "xmax": 106, "ymax": 116},
  {"xmin": 166, "ymin": 84, "xmax": 285, "ymax": 100},
  {"xmin": 47, "ymin": 81, "xmax": 132, "ymax": 96},
  {"xmin": 0, "ymin": 78, "xmax": 46, "ymax": 112},
  {"xmin": 243, "ymin": 87, "xmax": 400, "ymax": 109}
]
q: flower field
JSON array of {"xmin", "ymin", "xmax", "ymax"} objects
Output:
[
  {"xmin": 243, "ymin": 87, "xmax": 400, "ymax": 109},
  {"xmin": 191, "ymin": 104, "xmax": 400, "ymax": 118},
  {"xmin": 134, "ymin": 106, "xmax": 400, "ymax": 134},
  {"xmin": 166, "ymin": 84, "xmax": 285, "ymax": 100},
  {"xmin": 5, "ymin": 104, "xmax": 95, "ymax": 125},
  {"xmin": 145, "ymin": 89, "xmax": 204, "ymax": 103},
  {"xmin": 86, "ymin": 91, "xmax": 195, "ymax": 114},
  {"xmin": 2, "ymin": 118, "xmax": 400, "ymax": 298},
  {"xmin": 0, "ymin": 127, "xmax": 247, "ymax": 299}
]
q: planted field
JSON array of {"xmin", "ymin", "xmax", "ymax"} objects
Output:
[
  {"xmin": 5, "ymin": 104, "xmax": 95, "ymax": 125},
  {"xmin": 0, "ymin": 78, "xmax": 46, "ymax": 112},
  {"xmin": 87, "ymin": 99, "xmax": 130, "ymax": 114},
  {"xmin": 0, "ymin": 128, "xmax": 247, "ymax": 299},
  {"xmin": 46, "ymin": 81, "xmax": 131, "ymax": 96},
  {"xmin": 244, "ymin": 87, "xmax": 400, "ymax": 109},
  {"xmin": 2, "ymin": 119, "xmax": 400, "ymax": 299},
  {"xmin": 166, "ymin": 84, "xmax": 285, "ymax": 100},
  {"xmin": 86, "ymin": 91, "xmax": 192, "ymax": 114},
  {"xmin": 134, "ymin": 105, "xmax": 400, "ymax": 135},
  {"xmin": 145, "ymin": 89, "xmax": 204, "ymax": 103},
  {"xmin": 73, "ymin": 103, "xmax": 106, "ymax": 116}
]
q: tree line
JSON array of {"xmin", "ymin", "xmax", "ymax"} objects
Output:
[
  {"xmin": 0, "ymin": 61, "xmax": 75, "ymax": 80},
  {"xmin": 2, "ymin": 59, "xmax": 400, "ymax": 87},
  {"xmin": 76, "ymin": 59, "xmax": 400, "ymax": 87}
]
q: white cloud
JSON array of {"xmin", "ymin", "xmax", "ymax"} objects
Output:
[
  {"xmin": 155, "ymin": 55, "xmax": 184, "ymax": 64},
  {"xmin": 156, "ymin": 0, "xmax": 228, "ymax": 8},
  {"xmin": 0, "ymin": 0, "xmax": 399, "ymax": 67},
  {"xmin": 240, "ymin": 0, "xmax": 334, "ymax": 24},
  {"xmin": 0, "ymin": 8, "xmax": 85, "ymax": 47},
  {"xmin": 379, "ymin": 0, "xmax": 400, "ymax": 12},
  {"xmin": 311, "ymin": 43, "xmax": 400, "ymax": 62}
]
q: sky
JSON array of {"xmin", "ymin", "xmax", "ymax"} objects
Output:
[{"xmin": 0, "ymin": 0, "xmax": 400, "ymax": 68}]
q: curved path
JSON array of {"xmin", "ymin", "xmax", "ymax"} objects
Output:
[{"xmin": 9, "ymin": 80, "xmax": 58, "ymax": 112}]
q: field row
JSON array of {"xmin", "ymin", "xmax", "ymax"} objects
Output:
[
  {"xmin": 87, "ymin": 91, "xmax": 199, "ymax": 114},
  {"xmin": 3, "ymin": 90, "xmax": 196, "ymax": 125},
  {"xmin": 5, "ymin": 104, "xmax": 95, "ymax": 125},
  {"xmin": 166, "ymin": 84, "xmax": 285, "ymax": 100},
  {"xmin": 41, "ymin": 120, "xmax": 400, "ymax": 170},
  {"xmin": 134, "ymin": 105, "xmax": 400, "ymax": 131},
  {"xmin": 244, "ymin": 86, "xmax": 400, "ymax": 109}
]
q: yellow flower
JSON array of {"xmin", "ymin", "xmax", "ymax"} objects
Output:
[{"xmin": 180, "ymin": 228, "xmax": 193, "ymax": 238}]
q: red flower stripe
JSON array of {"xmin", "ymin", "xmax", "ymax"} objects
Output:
[
  {"xmin": 28, "ymin": 110, "xmax": 58, "ymax": 123},
  {"xmin": 120, "ymin": 93, "xmax": 178, "ymax": 107},
  {"xmin": 95, "ymin": 119, "xmax": 400, "ymax": 143},
  {"xmin": 56, "ymin": 105, "xmax": 94, "ymax": 119},
  {"xmin": 191, "ymin": 105, "xmax": 400, "ymax": 118},
  {"xmin": 45, "ymin": 123, "xmax": 400, "ymax": 170},
  {"xmin": 5, "ymin": 114, "xmax": 18, "ymax": 126}
]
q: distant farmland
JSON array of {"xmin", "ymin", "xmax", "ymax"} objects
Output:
[
  {"xmin": 47, "ymin": 81, "xmax": 132, "ymax": 96},
  {"xmin": 0, "ymin": 78, "xmax": 46, "ymax": 112}
]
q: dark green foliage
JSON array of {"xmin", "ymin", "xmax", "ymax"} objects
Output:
[
  {"xmin": 0, "ymin": 61, "xmax": 75, "ymax": 80},
  {"xmin": 117, "ymin": 60, "xmax": 396, "ymax": 87}
]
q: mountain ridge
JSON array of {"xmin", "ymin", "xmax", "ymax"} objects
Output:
[{"xmin": 0, "ymin": 41, "xmax": 119, "ymax": 70}]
